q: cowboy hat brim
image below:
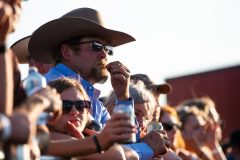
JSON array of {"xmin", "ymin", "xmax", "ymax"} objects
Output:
[
  {"xmin": 11, "ymin": 36, "xmax": 31, "ymax": 64},
  {"xmin": 29, "ymin": 17, "xmax": 135, "ymax": 64}
]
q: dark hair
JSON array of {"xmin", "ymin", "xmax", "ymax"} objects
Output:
[
  {"xmin": 53, "ymin": 37, "xmax": 82, "ymax": 64},
  {"xmin": 230, "ymin": 129, "xmax": 240, "ymax": 148}
]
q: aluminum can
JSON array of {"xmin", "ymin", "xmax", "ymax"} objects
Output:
[
  {"xmin": 147, "ymin": 121, "xmax": 163, "ymax": 133},
  {"xmin": 113, "ymin": 104, "xmax": 136, "ymax": 143}
]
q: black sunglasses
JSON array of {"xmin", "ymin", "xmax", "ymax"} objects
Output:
[
  {"xmin": 79, "ymin": 41, "xmax": 113, "ymax": 56},
  {"xmin": 62, "ymin": 100, "xmax": 91, "ymax": 114},
  {"xmin": 162, "ymin": 122, "xmax": 180, "ymax": 131}
]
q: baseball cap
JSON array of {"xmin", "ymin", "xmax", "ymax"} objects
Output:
[{"xmin": 130, "ymin": 74, "xmax": 172, "ymax": 94}]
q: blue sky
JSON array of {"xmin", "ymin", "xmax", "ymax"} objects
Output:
[{"xmin": 7, "ymin": 0, "xmax": 240, "ymax": 97}]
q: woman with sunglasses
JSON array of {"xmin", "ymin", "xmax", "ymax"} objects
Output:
[
  {"xmin": 160, "ymin": 105, "xmax": 200, "ymax": 160},
  {"xmin": 46, "ymin": 78, "xmax": 138, "ymax": 160},
  {"xmin": 48, "ymin": 78, "xmax": 91, "ymax": 139}
]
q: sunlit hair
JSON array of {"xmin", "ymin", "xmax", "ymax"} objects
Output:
[
  {"xmin": 105, "ymin": 82, "xmax": 157, "ymax": 115},
  {"xmin": 177, "ymin": 96, "xmax": 222, "ymax": 126},
  {"xmin": 160, "ymin": 105, "xmax": 185, "ymax": 149},
  {"xmin": 160, "ymin": 105, "xmax": 180, "ymax": 122},
  {"xmin": 48, "ymin": 77, "xmax": 89, "ymax": 101},
  {"xmin": 177, "ymin": 106, "xmax": 207, "ymax": 130}
]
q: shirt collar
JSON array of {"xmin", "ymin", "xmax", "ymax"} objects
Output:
[{"xmin": 55, "ymin": 63, "xmax": 101, "ymax": 99}]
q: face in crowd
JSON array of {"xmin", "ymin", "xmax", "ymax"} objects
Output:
[
  {"xmin": 180, "ymin": 107, "xmax": 207, "ymax": 143},
  {"xmin": 61, "ymin": 37, "xmax": 113, "ymax": 84},
  {"xmin": 48, "ymin": 78, "xmax": 91, "ymax": 134},
  {"xmin": 159, "ymin": 106, "xmax": 184, "ymax": 150},
  {"xmin": 135, "ymin": 101, "xmax": 154, "ymax": 133}
]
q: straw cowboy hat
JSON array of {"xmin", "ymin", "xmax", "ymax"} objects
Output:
[
  {"xmin": 11, "ymin": 36, "xmax": 31, "ymax": 64},
  {"xmin": 29, "ymin": 7, "xmax": 136, "ymax": 64},
  {"xmin": 130, "ymin": 74, "xmax": 172, "ymax": 94}
]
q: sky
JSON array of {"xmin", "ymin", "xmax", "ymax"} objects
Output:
[{"xmin": 7, "ymin": 0, "xmax": 240, "ymax": 97}]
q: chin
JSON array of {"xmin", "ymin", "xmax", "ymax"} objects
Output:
[{"xmin": 97, "ymin": 74, "xmax": 108, "ymax": 84}]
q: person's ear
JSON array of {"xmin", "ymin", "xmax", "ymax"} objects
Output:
[{"xmin": 61, "ymin": 44, "xmax": 72, "ymax": 61}]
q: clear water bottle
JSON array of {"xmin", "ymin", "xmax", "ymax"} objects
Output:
[
  {"xmin": 113, "ymin": 104, "xmax": 136, "ymax": 143},
  {"xmin": 22, "ymin": 67, "xmax": 50, "ymax": 125},
  {"xmin": 22, "ymin": 67, "xmax": 47, "ymax": 96},
  {"xmin": 22, "ymin": 67, "xmax": 50, "ymax": 123},
  {"xmin": 17, "ymin": 67, "xmax": 48, "ymax": 159}
]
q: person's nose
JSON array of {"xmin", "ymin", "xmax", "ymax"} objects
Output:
[
  {"xmin": 97, "ymin": 50, "xmax": 107, "ymax": 59},
  {"xmin": 69, "ymin": 105, "xmax": 79, "ymax": 115}
]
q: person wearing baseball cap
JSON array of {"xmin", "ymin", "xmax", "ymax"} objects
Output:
[{"xmin": 131, "ymin": 74, "xmax": 172, "ymax": 121}]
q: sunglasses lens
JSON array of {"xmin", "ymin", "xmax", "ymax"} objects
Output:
[
  {"xmin": 75, "ymin": 101, "xmax": 91, "ymax": 113},
  {"xmin": 162, "ymin": 123, "xmax": 180, "ymax": 131},
  {"xmin": 105, "ymin": 45, "xmax": 113, "ymax": 56},
  {"xmin": 91, "ymin": 42, "xmax": 103, "ymax": 52},
  {"xmin": 91, "ymin": 42, "xmax": 113, "ymax": 56},
  {"xmin": 62, "ymin": 101, "xmax": 74, "ymax": 114},
  {"xmin": 163, "ymin": 123, "xmax": 173, "ymax": 131},
  {"xmin": 62, "ymin": 100, "xmax": 91, "ymax": 114}
]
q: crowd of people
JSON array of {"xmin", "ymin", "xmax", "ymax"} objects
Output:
[{"xmin": 1, "ymin": 0, "xmax": 239, "ymax": 159}]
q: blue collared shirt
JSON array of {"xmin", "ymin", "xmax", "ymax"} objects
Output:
[
  {"xmin": 45, "ymin": 63, "xmax": 110, "ymax": 127},
  {"xmin": 45, "ymin": 63, "xmax": 154, "ymax": 160}
]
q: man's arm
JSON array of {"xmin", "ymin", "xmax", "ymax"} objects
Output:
[
  {"xmin": 0, "ymin": 0, "xmax": 21, "ymax": 115},
  {"xmin": 0, "ymin": 50, "xmax": 13, "ymax": 115}
]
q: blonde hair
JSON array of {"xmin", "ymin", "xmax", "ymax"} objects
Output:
[{"xmin": 160, "ymin": 105, "xmax": 185, "ymax": 149}]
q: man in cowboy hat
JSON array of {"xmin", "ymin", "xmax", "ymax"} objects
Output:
[{"xmin": 29, "ymin": 7, "xmax": 170, "ymax": 159}]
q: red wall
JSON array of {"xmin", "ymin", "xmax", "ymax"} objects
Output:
[{"xmin": 166, "ymin": 65, "xmax": 240, "ymax": 139}]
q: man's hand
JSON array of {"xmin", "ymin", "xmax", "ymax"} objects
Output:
[
  {"xmin": 106, "ymin": 61, "xmax": 130, "ymax": 100},
  {"xmin": 0, "ymin": 0, "xmax": 21, "ymax": 42},
  {"xmin": 97, "ymin": 112, "xmax": 136, "ymax": 150},
  {"xmin": 140, "ymin": 130, "xmax": 170, "ymax": 157},
  {"xmin": 37, "ymin": 87, "xmax": 62, "ymax": 123},
  {"xmin": 16, "ymin": 87, "xmax": 62, "ymax": 124}
]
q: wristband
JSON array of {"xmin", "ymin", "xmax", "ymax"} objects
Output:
[
  {"xmin": 93, "ymin": 135, "xmax": 104, "ymax": 154},
  {"xmin": 0, "ymin": 44, "xmax": 6, "ymax": 54},
  {"xmin": 0, "ymin": 113, "xmax": 11, "ymax": 141}
]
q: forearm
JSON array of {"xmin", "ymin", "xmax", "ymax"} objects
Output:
[
  {"xmin": 0, "ymin": 49, "xmax": 13, "ymax": 116},
  {"xmin": 47, "ymin": 136, "xmax": 99, "ymax": 157},
  {"xmin": 14, "ymin": 95, "xmax": 50, "ymax": 122},
  {"xmin": 75, "ymin": 144, "xmax": 127, "ymax": 160}
]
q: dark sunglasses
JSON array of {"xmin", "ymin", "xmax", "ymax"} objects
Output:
[
  {"xmin": 62, "ymin": 100, "xmax": 91, "ymax": 114},
  {"xmin": 162, "ymin": 122, "xmax": 181, "ymax": 131},
  {"xmin": 79, "ymin": 41, "xmax": 113, "ymax": 56}
]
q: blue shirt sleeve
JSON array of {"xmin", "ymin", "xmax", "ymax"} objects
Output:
[
  {"xmin": 115, "ymin": 97, "xmax": 134, "ymax": 106},
  {"xmin": 124, "ymin": 142, "xmax": 154, "ymax": 160}
]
